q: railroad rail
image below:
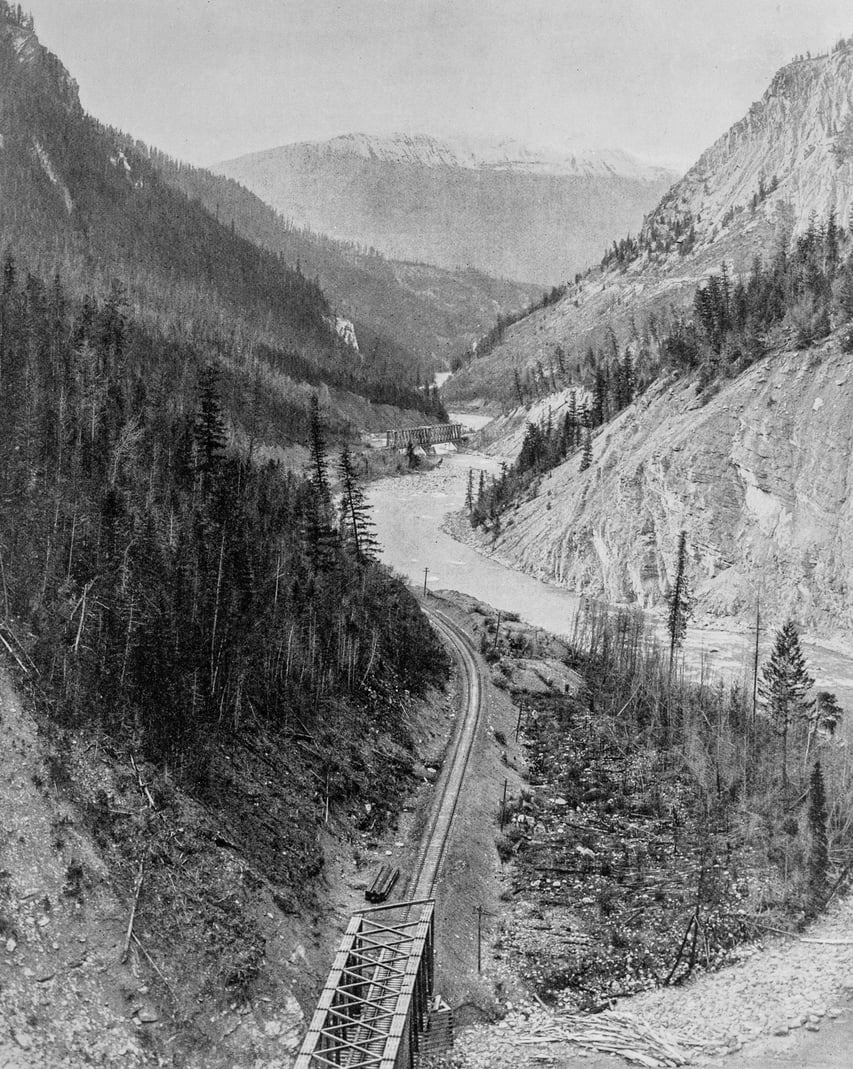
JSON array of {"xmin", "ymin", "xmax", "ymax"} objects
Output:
[
  {"xmin": 295, "ymin": 601, "xmax": 482, "ymax": 1068},
  {"xmin": 406, "ymin": 606, "xmax": 482, "ymax": 901}
]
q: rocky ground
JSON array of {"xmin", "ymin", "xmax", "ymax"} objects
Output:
[{"xmin": 439, "ymin": 886, "xmax": 853, "ymax": 1067}]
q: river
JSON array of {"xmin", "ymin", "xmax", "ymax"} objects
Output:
[{"xmin": 369, "ymin": 432, "xmax": 853, "ymax": 713}]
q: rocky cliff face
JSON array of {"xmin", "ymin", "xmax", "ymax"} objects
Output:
[
  {"xmin": 488, "ymin": 339, "xmax": 853, "ymax": 636},
  {"xmin": 214, "ymin": 134, "xmax": 676, "ymax": 285},
  {"xmin": 647, "ymin": 46, "xmax": 853, "ymax": 245}
]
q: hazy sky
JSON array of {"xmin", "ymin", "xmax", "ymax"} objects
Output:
[{"xmin": 21, "ymin": 1, "xmax": 853, "ymax": 171}]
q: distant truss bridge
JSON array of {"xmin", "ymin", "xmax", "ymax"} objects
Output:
[{"xmin": 385, "ymin": 424, "xmax": 465, "ymax": 449}]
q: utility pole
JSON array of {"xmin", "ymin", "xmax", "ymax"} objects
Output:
[
  {"xmin": 751, "ymin": 597, "xmax": 761, "ymax": 729},
  {"xmin": 474, "ymin": 906, "xmax": 484, "ymax": 973},
  {"xmin": 499, "ymin": 778, "xmax": 508, "ymax": 830},
  {"xmin": 423, "ymin": 567, "xmax": 429, "ymax": 597}
]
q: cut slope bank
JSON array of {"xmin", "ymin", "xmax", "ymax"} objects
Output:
[{"xmin": 472, "ymin": 340, "xmax": 853, "ymax": 637}]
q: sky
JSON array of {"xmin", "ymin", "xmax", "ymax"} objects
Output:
[{"xmin": 20, "ymin": 0, "xmax": 853, "ymax": 172}]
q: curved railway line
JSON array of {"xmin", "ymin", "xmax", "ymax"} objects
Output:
[
  {"xmin": 295, "ymin": 599, "xmax": 486, "ymax": 1068},
  {"xmin": 407, "ymin": 603, "xmax": 483, "ymax": 901}
]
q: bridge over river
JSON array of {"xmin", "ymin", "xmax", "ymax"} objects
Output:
[{"xmin": 385, "ymin": 423, "xmax": 465, "ymax": 449}]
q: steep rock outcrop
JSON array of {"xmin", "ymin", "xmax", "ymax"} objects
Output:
[
  {"xmin": 489, "ymin": 341, "xmax": 853, "ymax": 635},
  {"xmin": 648, "ymin": 47, "xmax": 853, "ymax": 244}
]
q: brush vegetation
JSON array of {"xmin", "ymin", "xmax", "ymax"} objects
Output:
[{"xmin": 496, "ymin": 604, "xmax": 851, "ymax": 1009}]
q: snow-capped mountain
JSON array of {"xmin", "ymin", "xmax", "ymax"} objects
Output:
[
  {"xmin": 292, "ymin": 132, "xmax": 673, "ymax": 182},
  {"xmin": 214, "ymin": 134, "xmax": 677, "ymax": 284}
]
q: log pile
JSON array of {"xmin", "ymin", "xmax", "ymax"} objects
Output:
[{"xmin": 514, "ymin": 1009, "xmax": 706, "ymax": 1067}]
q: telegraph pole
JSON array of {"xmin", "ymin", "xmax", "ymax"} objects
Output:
[
  {"xmin": 423, "ymin": 567, "xmax": 429, "ymax": 596},
  {"xmin": 474, "ymin": 906, "xmax": 484, "ymax": 973}
]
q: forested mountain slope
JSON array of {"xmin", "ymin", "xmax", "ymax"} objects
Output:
[
  {"xmin": 0, "ymin": 8, "xmax": 452, "ymax": 1063},
  {"xmin": 144, "ymin": 151, "xmax": 542, "ymax": 370},
  {"xmin": 0, "ymin": 5, "xmax": 437, "ymax": 437}
]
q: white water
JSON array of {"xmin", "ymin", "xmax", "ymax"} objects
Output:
[{"xmin": 369, "ymin": 448, "xmax": 853, "ymax": 712}]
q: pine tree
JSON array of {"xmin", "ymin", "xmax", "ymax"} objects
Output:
[
  {"xmin": 193, "ymin": 364, "xmax": 227, "ymax": 497},
  {"xmin": 808, "ymin": 760, "xmax": 829, "ymax": 912},
  {"xmin": 465, "ymin": 468, "xmax": 474, "ymax": 512},
  {"xmin": 305, "ymin": 393, "xmax": 336, "ymax": 571},
  {"xmin": 308, "ymin": 393, "xmax": 331, "ymax": 508},
  {"xmin": 665, "ymin": 530, "xmax": 694, "ymax": 673},
  {"xmin": 838, "ymin": 268, "xmax": 853, "ymax": 321},
  {"xmin": 760, "ymin": 620, "xmax": 815, "ymax": 791},
  {"xmin": 579, "ymin": 410, "xmax": 593, "ymax": 472},
  {"xmin": 815, "ymin": 691, "xmax": 843, "ymax": 736},
  {"xmin": 338, "ymin": 443, "xmax": 378, "ymax": 562}
]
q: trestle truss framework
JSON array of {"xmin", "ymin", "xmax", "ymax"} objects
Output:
[{"xmin": 295, "ymin": 899, "xmax": 435, "ymax": 1069}]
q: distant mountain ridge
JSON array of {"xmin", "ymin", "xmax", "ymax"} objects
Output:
[
  {"xmin": 288, "ymin": 132, "xmax": 675, "ymax": 181},
  {"xmin": 215, "ymin": 133, "xmax": 678, "ymax": 285},
  {"xmin": 0, "ymin": 3, "xmax": 444, "ymax": 439},
  {"xmin": 143, "ymin": 148, "xmax": 542, "ymax": 368}
]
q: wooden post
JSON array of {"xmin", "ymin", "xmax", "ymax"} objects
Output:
[
  {"xmin": 499, "ymin": 778, "xmax": 508, "ymax": 830},
  {"xmin": 474, "ymin": 905, "xmax": 484, "ymax": 973},
  {"xmin": 423, "ymin": 567, "xmax": 429, "ymax": 597},
  {"xmin": 514, "ymin": 701, "xmax": 524, "ymax": 742},
  {"xmin": 492, "ymin": 611, "xmax": 502, "ymax": 652}
]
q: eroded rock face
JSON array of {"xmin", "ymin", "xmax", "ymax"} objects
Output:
[
  {"xmin": 492, "ymin": 343, "xmax": 853, "ymax": 634},
  {"xmin": 649, "ymin": 47, "xmax": 853, "ymax": 246}
]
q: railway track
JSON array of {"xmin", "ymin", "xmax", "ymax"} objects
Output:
[
  {"xmin": 407, "ymin": 603, "xmax": 483, "ymax": 901},
  {"xmin": 297, "ymin": 600, "xmax": 483, "ymax": 1068}
]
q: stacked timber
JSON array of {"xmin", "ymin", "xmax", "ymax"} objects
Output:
[{"xmin": 365, "ymin": 863, "xmax": 400, "ymax": 902}]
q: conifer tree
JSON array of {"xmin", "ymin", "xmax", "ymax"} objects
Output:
[
  {"xmin": 308, "ymin": 393, "xmax": 330, "ymax": 508},
  {"xmin": 815, "ymin": 691, "xmax": 843, "ymax": 736},
  {"xmin": 808, "ymin": 760, "xmax": 829, "ymax": 912},
  {"xmin": 193, "ymin": 363, "xmax": 227, "ymax": 497},
  {"xmin": 338, "ymin": 443, "xmax": 378, "ymax": 562},
  {"xmin": 305, "ymin": 393, "xmax": 336, "ymax": 570},
  {"xmin": 581, "ymin": 423, "xmax": 594, "ymax": 470},
  {"xmin": 465, "ymin": 468, "xmax": 474, "ymax": 512},
  {"xmin": 760, "ymin": 619, "xmax": 815, "ymax": 791},
  {"xmin": 665, "ymin": 529, "xmax": 694, "ymax": 673}
]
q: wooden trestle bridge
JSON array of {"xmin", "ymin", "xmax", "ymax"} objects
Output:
[
  {"xmin": 294, "ymin": 900, "xmax": 439, "ymax": 1068},
  {"xmin": 295, "ymin": 607, "xmax": 481, "ymax": 1068},
  {"xmin": 385, "ymin": 424, "xmax": 465, "ymax": 449}
]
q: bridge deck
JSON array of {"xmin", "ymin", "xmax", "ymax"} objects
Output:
[
  {"xmin": 385, "ymin": 424, "xmax": 464, "ymax": 448},
  {"xmin": 295, "ymin": 899, "xmax": 435, "ymax": 1069}
]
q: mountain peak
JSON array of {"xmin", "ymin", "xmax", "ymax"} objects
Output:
[
  {"xmin": 643, "ymin": 39, "xmax": 853, "ymax": 252},
  {"xmin": 0, "ymin": 1, "xmax": 81, "ymax": 113},
  {"xmin": 274, "ymin": 131, "xmax": 675, "ymax": 183}
]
